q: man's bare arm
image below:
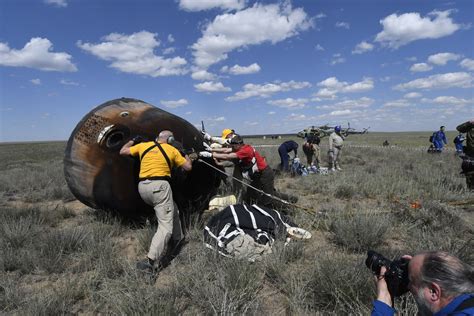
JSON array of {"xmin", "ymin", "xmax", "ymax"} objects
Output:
[
  {"xmin": 119, "ymin": 140, "xmax": 134, "ymax": 156},
  {"xmin": 181, "ymin": 156, "xmax": 193, "ymax": 171}
]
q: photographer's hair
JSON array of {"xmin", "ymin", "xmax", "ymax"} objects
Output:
[{"xmin": 420, "ymin": 251, "xmax": 474, "ymax": 297}]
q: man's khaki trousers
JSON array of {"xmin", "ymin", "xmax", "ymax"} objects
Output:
[{"xmin": 138, "ymin": 180, "xmax": 183, "ymax": 261}]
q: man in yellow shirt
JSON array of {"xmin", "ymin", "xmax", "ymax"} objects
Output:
[{"xmin": 120, "ymin": 130, "xmax": 193, "ymax": 272}]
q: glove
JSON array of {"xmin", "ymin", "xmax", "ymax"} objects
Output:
[
  {"xmin": 202, "ymin": 142, "xmax": 212, "ymax": 152},
  {"xmin": 202, "ymin": 131, "xmax": 212, "ymax": 141},
  {"xmin": 188, "ymin": 152, "xmax": 198, "ymax": 161},
  {"xmin": 131, "ymin": 135, "xmax": 144, "ymax": 145},
  {"xmin": 198, "ymin": 151, "xmax": 213, "ymax": 158}
]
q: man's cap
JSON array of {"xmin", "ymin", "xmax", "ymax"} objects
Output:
[
  {"xmin": 334, "ymin": 125, "xmax": 342, "ymax": 132},
  {"xmin": 229, "ymin": 134, "xmax": 244, "ymax": 145},
  {"xmin": 222, "ymin": 128, "xmax": 234, "ymax": 139}
]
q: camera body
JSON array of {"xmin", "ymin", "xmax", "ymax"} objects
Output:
[{"xmin": 366, "ymin": 250, "xmax": 410, "ymax": 298}]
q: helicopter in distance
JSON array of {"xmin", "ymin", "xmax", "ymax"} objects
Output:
[{"xmin": 296, "ymin": 123, "xmax": 369, "ymax": 139}]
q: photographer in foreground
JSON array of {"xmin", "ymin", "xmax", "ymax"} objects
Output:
[{"xmin": 370, "ymin": 251, "xmax": 474, "ymax": 316}]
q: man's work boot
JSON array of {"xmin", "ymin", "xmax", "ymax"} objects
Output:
[
  {"xmin": 336, "ymin": 165, "xmax": 342, "ymax": 171},
  {"xmin": 136, "ymin": 257, "xmax": 154, "ymax": 273}
]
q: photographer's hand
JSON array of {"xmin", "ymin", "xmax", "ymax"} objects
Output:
[{"xmin": 375, "ymin": 266, "xmax": 392, "ymax": 307}]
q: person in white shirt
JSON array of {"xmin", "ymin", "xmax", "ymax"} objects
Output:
[{"xmin": 328, "ymin": 125, "xmax": 344, "ymax": 171}]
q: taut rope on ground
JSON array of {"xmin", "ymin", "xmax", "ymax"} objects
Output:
[{"xmin": 197, "ymin": 158, "xmax": 318, "ymax": 216}]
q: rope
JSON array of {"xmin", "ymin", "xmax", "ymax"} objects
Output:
[{"xmin": 197, "ymin": 158, "xmax": 318, "ymax": 215}]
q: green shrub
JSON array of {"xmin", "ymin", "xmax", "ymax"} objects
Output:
[
  {"xmin": 329, "ymin": 210, "xmax": 391, "ymax": 252},
  {"xmin": 335, "ymin": 184, "xmax": 356, "ymax": 199},
  {"xmin": 177, "ymin": 248, "xmax": 263, "ymax": 314}
]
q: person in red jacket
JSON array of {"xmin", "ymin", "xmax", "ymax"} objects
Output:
[{"xmin": 208, "ymin": 134, "xmax": 296, "ymax": 208}]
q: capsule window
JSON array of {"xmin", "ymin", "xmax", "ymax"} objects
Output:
[{"xmin": 106, "ymin": 130, "xmax": 125, "ymax": 149}]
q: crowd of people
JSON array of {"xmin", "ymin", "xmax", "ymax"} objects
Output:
[{"xmin": 118, "ymin": 121, "xmax": 474, "ymax": 314}]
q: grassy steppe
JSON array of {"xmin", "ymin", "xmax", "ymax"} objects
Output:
[{"xmin": 1, "ymin": 133, "xmax": 472, "ymax": 315}]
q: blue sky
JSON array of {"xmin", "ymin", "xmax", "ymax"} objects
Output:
[{"xmin": 1, "ymin": 0, "xmax": 473, "ymax": 142}]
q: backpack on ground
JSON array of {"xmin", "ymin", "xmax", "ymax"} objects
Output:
[{"xmin": 290, "ymin": 158, "xmax": 308, "ymax": 176}]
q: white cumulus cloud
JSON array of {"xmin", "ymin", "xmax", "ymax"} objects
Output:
[
  {"xmin": 315, "ymin": 77, "xmax": 374, "ymax": 98},
  {"xmin": 330, "ymin": 109, "xmax": 353, "ymax": 116},
  {"xmin": 191, "ymin": 69, "xmax": 216, "ymax": 80},
  {"xmin": 0, "ymin": 38, "xmax": 77, "ymax": 72},
  {"xmin": 160, "ymin": 99, "xmax": 189, "ymax": 108},
  {"xmin": 226, "ymin": 80, "xmax": 311, "ymax": 101},
  {"xmin": 352, "ymin": 41, "xmax": 374, "ymax": 54},
  {"xmin": 221, "ymin": 63, "xmax": 261, "ymax": 75},
  {"xmin": 267, "ymin": 98, "xmax": 308, "ymax": 109},
  {"xmin": 330, "ymin": 53, "xmax": 346, "ymax": 65},
  {"xmin": 410, "ymin": 63, "xmax": 433, "ymax": 72},
  {"xmin": 427, "ymin": 52, "xmax": 461, "ymax": 65},
  {"xmin": 404, "ymin": 92, "xmax": 422, "ymax": 98},
  {"xmin": 30, "ymin": 78, "xmax": 41, "ymax": 85},
  {"xmin": 459, "ymin": 58, "xmax": 474, "ymax": 71},
  {"xmin": 162, "ymin": 47, "xmax": 176, "ymax": 55},
  {"xmin": 194, "ymin": 81, "xmax": 231, "ymax": 92},
  {"xmin": 460, "ymin": 58, "xmax": 474, "ymax": 71},
  {"xmin": 192, "ymin": 2, "xmax": 312, "ymax": 68},
  {"xmin": 334, "ymin": 97, "xmax": 374, "ymax": 109},
  {"xmin": 335, "ymin": 22, "xmax": 350, "ymax": 29},
  {"xmin": 424, "ymin": 96, "xmax": 474, "ymax": 106},
  {"xmin": 44, "ymin": 0, "xmax": 67, "ymax": 7},
  {"xmin": 394, "ymin": 72, "xmax": 473, "ymax": 90},
  {"xmin": 77, "ymin": 31, "xmax": 187, "ymax": 77},
  {"xmin": 179, "ymin": 0, "xmax": 246, "ymax": 11},
  {"xmin": 60, "ymin": 79, "xmax": 79, "ymax": 86},
  {"xmin": 375, "ymin": 10, "xmax": 460, "ymax": 49},
  {"xmin": 287, "ymin": 113, "xmax": 308, "ymax": 121},
  {"xmin": 383, "ymin": 99, "xmax": 411, "ymax": 108},
  {"xmin": 315, "ymin": 44, "xmax": 325, "ymax": 51}
]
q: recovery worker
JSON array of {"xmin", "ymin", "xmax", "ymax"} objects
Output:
[
  {"xmin": 457, "ymin": 120, "xmax": 474, "ymax": 190},
  {"xmin": 119, "ymin": 130, "xmax": 193, "ymax": 273},
  {"xmin": 302, "ymin": 134, "xmax": 321, "ymax": 168},
  {"xmin": 203, "ymin": 134, "xmax": 296, "ymax": 209},
  {"xmin": 453, "ymin": 133, "xmax": 465, "ymax": 154},
  {"xmin": 432, "ymin": 126, "xmax": 448, "ymax": 153},
  {"xmin": 328, "ymin": 125, "xmax": 344, "ymax": 171},
  {"xmin": 278, "ymin": 140, "xmax": 298, "ymax": 172},
  {"xmin": 202, "ymin": 128, "xmax": 235, "ymax": 148}
]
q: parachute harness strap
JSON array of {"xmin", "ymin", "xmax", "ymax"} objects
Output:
[{"xmin": 197, "ymin": 158, "xmax": 316, "ymax": 215}]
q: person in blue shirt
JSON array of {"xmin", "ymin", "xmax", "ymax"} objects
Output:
[
  {"xmin": 372, "ymin": 251, "xmax": 474, "ymax": 316},
  {"xmin": 278, "ymin": 140, "xmax": 298, "ymax": 172},
  {"xmin": 454, "ymin": 133, "xmax": 465, "ymax": 154},
  {"xmin": 433, "ymin": 126, "xmax": 448, "ymax": 153}
]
